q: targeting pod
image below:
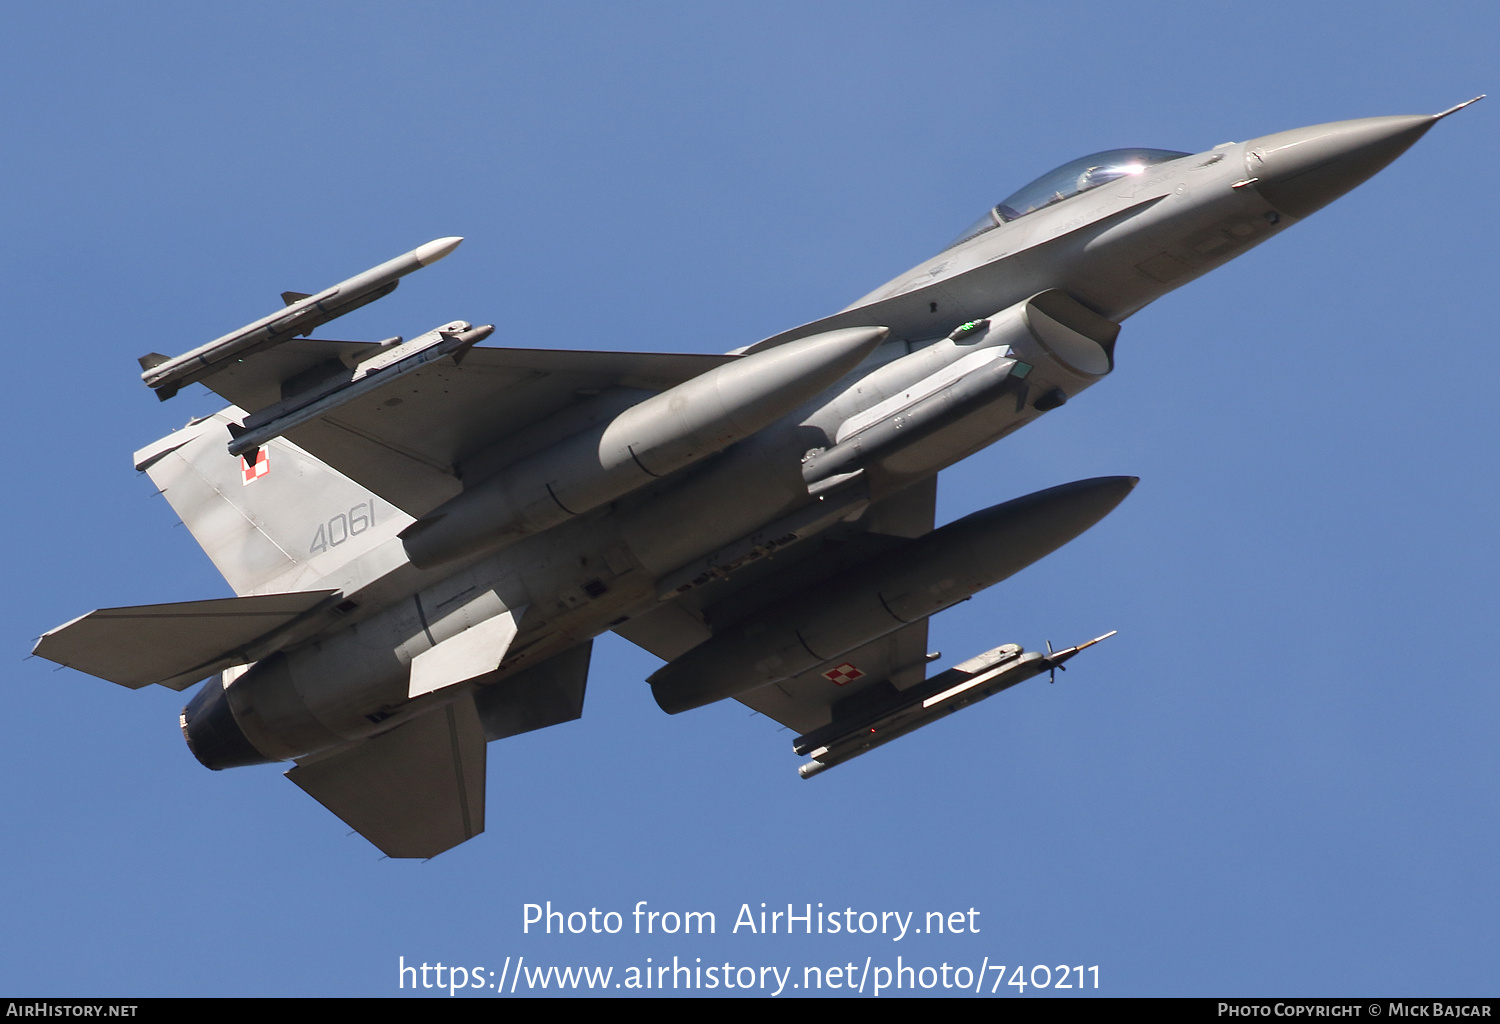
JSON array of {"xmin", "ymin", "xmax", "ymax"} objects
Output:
[{"xmin": 803, "ymin": 290, "xmax": 1119, "ymax": 495}]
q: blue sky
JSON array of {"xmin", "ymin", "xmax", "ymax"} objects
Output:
[{"xmin": 2, "ymin": 2, "xmax": 1495, "ymax": 998}]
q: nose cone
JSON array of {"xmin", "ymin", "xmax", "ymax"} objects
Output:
[
  {"xmin": 1245, "ymin": 114, "xmax": 1440, "ymax": 219},
  {"xmin": 414, "ymin": 236, "xmax": 464, "ymax": 266}
]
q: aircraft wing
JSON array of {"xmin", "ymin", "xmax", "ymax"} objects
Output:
[
  {"xmin": 735, "ymin": 619, "xmax": 931, "ymax": 735},
  {"xmin": 286, "ymin": 696, "xmax": 486, "ymax": 859},
  {"xmin": 202, "ymin": 340, "xmax": 737, "ymax": 518},
  {"xmin": 32, "ymin": 590, "xmax": 337, "ymax": 690},
  {"xmin": 615, "ymin": 477, "xmax": 939, "ymax": 734}
]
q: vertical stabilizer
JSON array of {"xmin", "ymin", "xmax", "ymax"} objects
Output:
[{"xmin": 134, "ymin": 409, "xmax": 405, "ymax": 595}]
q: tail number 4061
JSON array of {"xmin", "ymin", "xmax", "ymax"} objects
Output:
[{"xmin": 309, "ymin": 500, "xmax": 378, "ymax": 555}]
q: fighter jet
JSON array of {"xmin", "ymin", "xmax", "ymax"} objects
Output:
[{"xmin": 35, "ymin": 100, "xmax": 1481, "ymax": 858}]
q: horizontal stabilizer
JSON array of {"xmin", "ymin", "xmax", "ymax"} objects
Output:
[
  {"xmin": 287, "ymin": 697, "xmax": 486, "ymax": 859},
  {"xmin": 33, "ymin": 590, "xmax": 336, "ymax": 690}
]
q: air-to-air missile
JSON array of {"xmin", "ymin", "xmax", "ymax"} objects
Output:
[
  {"xmin": 138, "ymin": 236, "xmax": 463, "ymax": 400},
  {"xmin": 226, "ymin": 320, "xmax": 497, "ymax": 459},
  {"xmin": 37, "ymin": 101, "xmax": 1482, "ymax": 856},
  {"xmin": 794, "ymin": 631, "xmax": 1117, "ymax": 778}
]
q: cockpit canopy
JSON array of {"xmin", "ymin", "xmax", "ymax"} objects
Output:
[{"xmin": 948, "ymin": 148, "xmax": 1189, "ymax": 249}]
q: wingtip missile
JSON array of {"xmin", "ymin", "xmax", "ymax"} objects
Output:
[
  {"xmin": 141, "ymin": 237, "xmax": 466, "ymax": 398},
  {"xmin": 795, "ymin": 630, "xmax": 1118, "ymax": 778}
]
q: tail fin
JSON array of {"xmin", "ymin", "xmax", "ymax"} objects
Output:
[{"xmin": 135, "ymin": 409, "xmax": 409, "ymax": 595}]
